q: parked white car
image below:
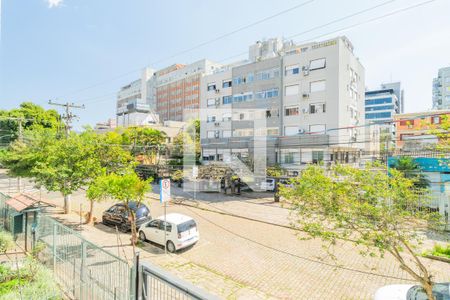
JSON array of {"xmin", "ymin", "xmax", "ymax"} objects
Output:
[
  {"xmin": 138, "ymin": 213, "xmax": 199, "ymax": 253},
  {"xmin": 260, "ymin": 178, "xmax": 275, "ymax": 191},
  {"xmin": 374, "ymin": 283, "xmax": 450, "ymax": 300}
]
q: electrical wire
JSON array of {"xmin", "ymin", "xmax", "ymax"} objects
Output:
[{"xmin": 56, "ymin": 0, "xmax": 317, "ymax": 101}]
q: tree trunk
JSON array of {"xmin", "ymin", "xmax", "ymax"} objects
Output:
[
  {"xmin": 421, "ymin": 279, "xmax": 435, "ymax": 300},
  {"xmin": 127, "ymin": 206, "xmax": 137, "ymax": 256},
  {"xmin": 86, "ymin": 200, "xmax": 94, "ymax": 225},
  {"xmin": 64, "ymin": 194, "xmax": 71, "ymax": 214}
]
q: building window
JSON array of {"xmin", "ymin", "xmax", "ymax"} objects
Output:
[
  {"xmin": 312, "ymin": 151, "xmax": 324, "ymax": 163},
  {"xmin": 309, "ymin": 124, "xmax": 326, "ymax": 134},
  {"xmin": 309, "ymin": 58, "xmax": 326, "ymax": 70},
  {"xmin": 222, "ymin": 113, "xmax": 232, "ymax": 121},
  {"xmin": 222, "ymin": 80, "xmax": 232, "ymax": 88},
  {"xmin": 285, "ymin": 84, "xmax": 299, "ymax": 96},
  {"xmin": 310, "ymin": 80, "xmax": 326, "ymax": 93},
  {"xmin": 207, "ymin": 116, "xmax": 216, "ymax": 123},
  {"xmin": 285, "ymin": 126, "xmax": 299, "ymax": 136},
  {"xmin": 285, "ymin": 106, "xmax": 299, "ymax": 116},
  {"xmin": 255, "ymin": 88, "xmax": 279, "ymax": 100},
  {"xmin": 365, "ymin": 97, "xmax": 393, "ymax": 105},
  {"xmin": 207, "ymin": 83, "xmax": 216, "ymax": 91},
  {"xmin": 285, "ymin": 64, "xmax": 300, "ymax": 76},
  {"xmin": 310, "ymin": 103, "xmax": 326, "ymax": 114},
  {"xmin": 233, "ymin": 92, "xmax": 253, "ymax": 103},
  {"xmin": 207, "ymin": 98, "xmax": 216, "ymax": 107},
  {"xmin": 432, "ymin": 116, "xmax": 440, "ymax": 124},
  {"xmin": 255, "ymin": 68, "xmax": 280, "ymax": 81},
  {"xmin": 223, "ymin": 95, "xmax": 232, "ymax": 104},
  {"xmin": 223, "ymin": 130, "xmax": 232, "ymax": 138},
  {"xmin": 247, "ymin": 73, "xmax": 254, "ymax": 83},
  {"xmin": 365, "ymin": 112, "xmax": 392, "ymax": 119},
  {"xmin": 365, "ymin": 105, "xmax": 394, "ymax": 112},
  {"xmin": 399, "ymin": 120, "xmax": 409, "ymax": 126},
  {"xmin": 207, "ymin": 130, "xmax": 219, "ymax": 138}
]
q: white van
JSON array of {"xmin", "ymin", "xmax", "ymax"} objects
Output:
[{"xmin": 138, "ymin": 213, "xmax": 199, "ymax": 253}]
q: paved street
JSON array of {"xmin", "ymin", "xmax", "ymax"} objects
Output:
[{"xmin": 1, "ymin": 172, "xmax": 449, "ymax": 299}]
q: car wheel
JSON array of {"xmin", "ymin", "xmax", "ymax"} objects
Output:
[
  {"xmin": 139, "ymin": 231, "xmax": 146, "ymax": 241},
  {"xmin": 120, "ymin": 223, "xmax": 129, "ymax": 232},
  {"xmin": 166, "ymin": 241, "xmax": 176, "ymax": 253}
]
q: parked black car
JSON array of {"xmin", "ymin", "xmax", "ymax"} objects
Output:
[{"xmin": 102, "ymin": 202, "xmax": 151, "ymax": 231}]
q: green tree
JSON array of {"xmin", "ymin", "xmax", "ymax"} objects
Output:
[
  {"xmin": 82, "ymin": 129, "xmax": 136, "ymax": 224},
  {"xmin": 0, "ymin": 102, "xmax": 61, "ymax": 141},
  {"xmin": 280, "ymin": 164, "xmax": 442, "ymax": 300},
  {"xmin": 88, "ymin": 172, "xmax": 151, "ymax": 253},
  {"xmin": 391, "ymin": 156, "xmax": 430, "ymax": 189},
  {"xmin": 32, "ymin": 132, "xmax": 102, "ymax": 214},
  {"xmin": 170, "ymin": 120, "xmax": 200, "ymax": 164},
  {"xmin": 266, "ymin": 164, "xmax": 285, "ymax": 177}
]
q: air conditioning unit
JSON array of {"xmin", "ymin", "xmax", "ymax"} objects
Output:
[
  {"xmin": 298, "ymin": 129, "xmax": 305, "ymax": 134},
  {"xmin": 302, "ymin": 93, "xmax": 309, "ymax": 98},
  {"xmin": 215, "ymin": 89, "xmax": 220, "ymax": 94},
  {"xmin": 214, "ymin": 122, "xmax": 220, "ymax": 126},
  {"xmin": 302, "ymin": 108, "xmax": 309, "ymax": 114}
]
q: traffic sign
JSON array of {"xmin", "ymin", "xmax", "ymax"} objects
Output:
[{"xmin": 160, "ymin": 178, "xmax": 171, "ymax": 203}]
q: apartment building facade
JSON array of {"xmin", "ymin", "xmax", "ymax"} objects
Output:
[
  {"xmin": 116, "ymin": 67, "xmax": 158, "ymax": 127},
  {"xmin": 394, "ymin": 110, "xmax": 450, "ymax": 150},
  {"xmin": 433, "ymin": 66, "xmax": 450, "ymax": 110},
  {"xmin": 200, "ymin": 36, "xmax": 367, "ymax": 173},
  {"xmin": 156, "ymin": 60, "xmax": 222, "ymax": 122}
]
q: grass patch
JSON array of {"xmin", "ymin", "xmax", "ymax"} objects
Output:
[
  {"xmin": 0, "ymin": 258, "xmax": 61, "ymax": 300},
  {"xmin": 423, "ymin": 243, "xmax": 450, "ymax": 259}
]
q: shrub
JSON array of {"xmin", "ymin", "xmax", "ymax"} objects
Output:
[
  {"xmin": 0, "ymin": 258, "xmax": 61, "ymax": 299},
  {"xmin": 429, "ymin": 244, "xmax": 450, "ymax": 259},
  {"xmin": 0, "ymin": 231, "xmax": 14, "ymax": 254}
]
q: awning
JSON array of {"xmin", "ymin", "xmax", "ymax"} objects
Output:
[{"xmin": 5, "ymin": 193, "xmax": 55, "ymax": 213}]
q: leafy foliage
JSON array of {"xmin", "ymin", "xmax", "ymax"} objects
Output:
[
  {"xmin": 0, "ymin": 231, "xmax": 14, "ymax": 254},
  {"xmin": 391, "ymin": 156, "xmax": 430, "ymax": 188},
  {"xmin": 0, "ymin": 258, "xmax": 61, "ymax": 299},
  {"xmin": 170, "ymin": 120, "xmax": 200, "ymax": 163},
  {"xmin": 280, "ymin": 163, "xmax": 442, "ymax": 298},
  {"xmin": 0, "ymin": 102, "xmax": 61, "ymax": 141},
  {"xmin": 88, "ymin": 172, "xmax": 152, "ymax": 252}
]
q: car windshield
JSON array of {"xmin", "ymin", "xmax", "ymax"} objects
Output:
[
  {"xmin": 177, "ymin": 220, "xmax": 196, "ymax": 233},
  {"xmin": 135, "ymin": 206, "xmax": 149, "ymax": 218},
  {"xmin": 407, "ymin": 283, "xmax": 450, "ymax": 300}
]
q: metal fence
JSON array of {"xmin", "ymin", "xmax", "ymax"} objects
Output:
[
  {"xmin": 0, "ymin": 192, "xmax": 135, "ymax": 300},
  {"xmin": 138, "ymin": 259, "xmax": 219, "ymax": 300},
  {"xmin": 0, "ymin": 188, "xmax": 216, "ymax": 300},
  {"xmin": 35, "ymin": 215, "xmax": 135, "ymax": 300}
]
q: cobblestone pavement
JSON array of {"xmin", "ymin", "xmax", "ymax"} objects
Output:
[{"xmin": 1, "ymin": 173, "xmax": 449, "ymax": 300}]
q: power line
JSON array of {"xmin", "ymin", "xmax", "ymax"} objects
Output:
[
  {"xmin": 220, "ymin": 0, "xmax": 439, "ymax": 63},
  {"xmin": 55, "ymin": 0, "xmax": 316, "ymax": 100},
  {"xmin": 75, "ymin": 0, "xmax": 428, "ymax": 107},
  {"xmin": 48, "ymin": 100, "xmax": 85, "ymax": 136}
]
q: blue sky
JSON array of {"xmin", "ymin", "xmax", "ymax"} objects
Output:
[{"xmin": 1, "ymin": 0, "xmax": 450, "ymax": 128}]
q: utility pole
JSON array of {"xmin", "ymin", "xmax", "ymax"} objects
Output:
[
  {"xmin": 48, "ymin": 100, "xmax": 85, "ymax": 137},
  {"xmin": 48, "ymin": 100, "xmax": 85, "ymax": 214}
]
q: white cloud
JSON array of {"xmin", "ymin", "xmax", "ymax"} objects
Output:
[{"xmin": 47, "ymin": 0, "xmax": 63, "ymax": 8}]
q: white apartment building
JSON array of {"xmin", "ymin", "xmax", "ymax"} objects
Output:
[
  {"xmin": 200, "ymin": 36, "xmax": 368, "ymax": 173},
  {"xmin": 116, "ymin": 67, "xmax": 159, "ymax": 127}
]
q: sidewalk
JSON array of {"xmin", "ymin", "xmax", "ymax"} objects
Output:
[{"xmin": 152, "ymin": 184, "xmax": 294, "ymax": 228}]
